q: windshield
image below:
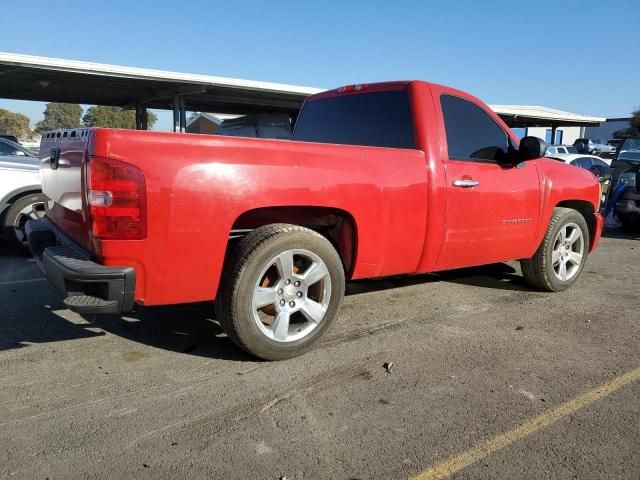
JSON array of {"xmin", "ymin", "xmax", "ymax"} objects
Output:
[
  {"xmin": 620, "ymin": 138, "xmax": 640, "ymax": 151},
  {"xmin": 616, "ymin": 138, "xmax": 640, "ymax": 162}
]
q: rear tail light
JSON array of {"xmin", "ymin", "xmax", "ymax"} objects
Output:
[{"xmin": 86, "ymin": 157, "xmax": 147, "ymax": 240}]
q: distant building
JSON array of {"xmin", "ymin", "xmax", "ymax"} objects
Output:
[
  {"xmin": 491, "ymin": 105, "xmax": 604, "ymax": 146},
  {"xmin": 584, "ymin": 118, "xmax": 632, "ymax": 141},
  {"xmin": 186, "ymin": 113, "xmax": 241, "ymax": 135},
  {"xmin": 516, "ymin": 126, "xmax": 582, "ymax": 145}
]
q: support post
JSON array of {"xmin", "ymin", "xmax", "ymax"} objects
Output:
[
  {"xmin": 135, "ymin": 102, "xmax": 148, "ymax": 130},
  {"xmin": 550, "ymin": 124, "xmax": 557, "ymax": 145},
  {"xmin": 179, "ymin": 96, "xmax": 187, "ymax": 133},
  {"xmin": 173, "ymin": 95, "xmax": 180, "ymax": 132}
]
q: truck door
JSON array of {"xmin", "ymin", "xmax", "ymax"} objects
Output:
[{"xmin": 434, "ymin": 94, "xmax": 541, "ymax": 270}]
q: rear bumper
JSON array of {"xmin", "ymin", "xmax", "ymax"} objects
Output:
[{"xmin": 25, "ymin": 218, "xmax": 135, "ymax": 314}]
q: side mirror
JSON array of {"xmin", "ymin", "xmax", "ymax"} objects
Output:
[
  {"xmin": 14, "ymin": 150, "xmax": 25, "ymax": 157},
  {"xmin": 519, "ymin": 136, "xmax": 547, "ymax": 160}
]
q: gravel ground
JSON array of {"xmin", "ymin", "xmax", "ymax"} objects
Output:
[{"xmin": 0, "ymin": 229, "xmax": 639, "ymax": 479}]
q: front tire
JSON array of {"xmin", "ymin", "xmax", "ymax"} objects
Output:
[
  {"xmin": 521, "ymin": 207, "xmax": 590, "ymax": 292},
  {"xmin": 3, "ymin": 193, "xmax": 45, "ymax": 254},
  {"xmin": 215, "ymin": 224, "xmax": 345, "ymax": 360}
]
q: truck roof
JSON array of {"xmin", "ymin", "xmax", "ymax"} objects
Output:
[
  {"xmin": 306, "ymin": 80, "xmax": 483, "ymax": 107},
  {"xmin": 307, "ymin": 81, "xmax": 414, "ymax": 102}
]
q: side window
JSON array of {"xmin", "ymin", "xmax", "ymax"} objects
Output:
[
  {"xmin": 591, "ymin": 158, "xmax": 609, "ymax": 169},
  {"xmin": 0, "ymin": 141, "xmax": 16, "ymax": 156},
  {"xmin": 579, "ymin": 157, "xmax": 594, "ymax": 168},
  {"xmin": 572, "ymin": 158, "xmax": 591, "ymax": 168},
  {"xmin": 440, "ymin": 95, "xmax": 510, "ymax": 162}
]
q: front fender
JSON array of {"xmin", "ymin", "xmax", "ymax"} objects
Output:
[{"xmin": 532, "ymin": 159, "xmax": 601, "ymax": 253}]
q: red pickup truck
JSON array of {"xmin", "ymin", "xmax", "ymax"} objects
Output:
[{"xmin": 27, "ymin": 81, "xmax": 603, "ymax": 360}]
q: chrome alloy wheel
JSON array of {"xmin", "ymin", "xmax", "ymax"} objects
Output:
[
  {"xmin": 252, "ymin": 249, "xmax": 332, "ymax": 343},
  {"xmin": 13, "ymin": 201, "xmax": 45, "ymax": 246},
  {"xmin": 551, "ymin": 222, "xmax": 584, "ymax": 282}
]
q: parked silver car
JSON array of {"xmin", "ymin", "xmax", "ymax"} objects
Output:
[
  {"xmin": 574, "ymin": 138, "xmax": 616, "ymax": 156},
  {"xmin": 0, "ymin": 137, "xmax": 45, "ymax": 252}
]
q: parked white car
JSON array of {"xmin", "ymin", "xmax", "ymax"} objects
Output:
[
  {"xmin": 547, "ymin": 153, "xmax": 612, "ymax": 206},
  {"xmin": 0, "ymin": 137, "xmax": 44, "ymax": 252},
  {"xmin": 547, "ymin": 153, "xmax": 612, "ymax": 167},
  {"xmin": 546, "ymin": 145, "xmax": 579, "ymax": 155}
]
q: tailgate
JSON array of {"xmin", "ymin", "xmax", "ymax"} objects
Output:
[{"xmin": 40, "ymin": 129, "xmax": 93, "ymax": 251}]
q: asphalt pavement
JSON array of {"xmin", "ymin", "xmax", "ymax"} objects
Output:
[{"xmin": 0, "ymin": 230, "xmax": 639, "ymax": 479}]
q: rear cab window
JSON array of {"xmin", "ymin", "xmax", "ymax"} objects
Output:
[{"xmin": 293, "ymin": 90, "xmax": 415, "ymax": 149}]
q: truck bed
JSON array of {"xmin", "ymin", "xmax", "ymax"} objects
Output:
[{"xmin": 40, "ymin": 128, "xmax": 429, "ymax": 305}]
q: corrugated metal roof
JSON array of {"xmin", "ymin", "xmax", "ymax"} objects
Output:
[
  {"xmin": 0, "ymin": 52, "xmax": 322, "ymax": 95},
  {"xmin": 490, "ymin": 104, "xmax": 605, "ymax": 125},
  {"xmin": 0, "ymin": 52, "xmax": 321, "ymax": 114},
  {"xmin": 0, "ymin": 52, "xmax": 606, "ymax": 126}
]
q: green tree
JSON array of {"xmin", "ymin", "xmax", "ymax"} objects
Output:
[
  {"xmin": 631, "ymin": 107, "xmax": 640, "ymax": 135},
  {"xmin": 82, "ymin": 106, "xmax": 157, "ymax": 129},
  {"xmin": 613, "ymin": 106, "xmax": 640, "ymax": 138},
  {"xmin": 0, "ymin": 108, "xmax": 31, "ymax": 139},
  {"xmin": 34, "ymin": 103, "xmax": 82, "ymax": 133}
]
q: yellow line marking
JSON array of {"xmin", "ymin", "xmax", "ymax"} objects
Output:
[{"xmin": 410, "ymin": 366, "xmax": 640, "ymax": 480}]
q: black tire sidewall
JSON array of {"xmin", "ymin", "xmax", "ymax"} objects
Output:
[
  {"xmin": 543, "ymin": 210, "xmax": 590, "ymax": 291},
  {"xmin": 230, "ymin": 230, "xmax": 345, "ymax": 360},
  {"xmin": 3, "ymin": 193, "xmax": 44, "ymax": 252}
]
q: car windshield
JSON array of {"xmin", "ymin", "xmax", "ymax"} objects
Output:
[
  {"xmin": 616, "ymin": 138, "xmax": 640, "ymax": 162},
  {"xmin": 620, "ymin": 138, "xmax": 640, "ymax": 152}
]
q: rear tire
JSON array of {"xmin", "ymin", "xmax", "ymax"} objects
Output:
[
  {"xmin": 215, "ymin": 224, "xmax": 345, "ymax": 360},
  {"xmin": 521, "ymin": 207, "xmax": 590, "ymax": 292},
  {"xmin": 3, "ymin": 193, "xmax": 45, "ymax": 254}
]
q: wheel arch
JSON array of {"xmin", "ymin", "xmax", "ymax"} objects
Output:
[
  {"xmin": 0, "ymin": 186, "xmax": 42, "ymax": 221},
  {"xmin": 228, "ymin": 206, "xmax": 359, "ymax": 277},
  {"xmin": 555, "ymin": 200, "xmax": 597, "ymax": 251}
]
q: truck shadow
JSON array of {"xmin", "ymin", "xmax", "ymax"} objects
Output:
[
  {"xmin": 346, "ymin": 262, "xmax": 532, "ymax": 296},
  {"xmin": 91, "ymin": 303, "xmax": 257, "ymax": 362},
  {"xmin": 0, "ymin": 285, "xmax": 106, "ymax": 352},
  {"xmin": 87, "ymin": 263, "xmax": 530, "ymax": 361},
  {"xmin": 0, "ymin": 255, "xmax": 529, "ymax": 359}
]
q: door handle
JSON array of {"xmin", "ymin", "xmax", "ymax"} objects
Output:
[{"xmin": 452, "ymin": 179, "xmax": 479, "ymax": 188}]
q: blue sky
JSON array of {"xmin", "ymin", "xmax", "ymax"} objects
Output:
[{"xmin": 1, "ymin": 0, "xmax": 638, "ymax": 131}]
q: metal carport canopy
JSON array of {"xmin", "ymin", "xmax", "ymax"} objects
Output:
[
  {"xmin": 0, "ymin": 52, "xmax": 605, "ymax": 131},
  {"xmin": 490, "ymin": 104, "xmax": 605, "ymax": 128},
  {"xmin": 0, "ymin": 52, "xmax": 323, "ymax": 116}
]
